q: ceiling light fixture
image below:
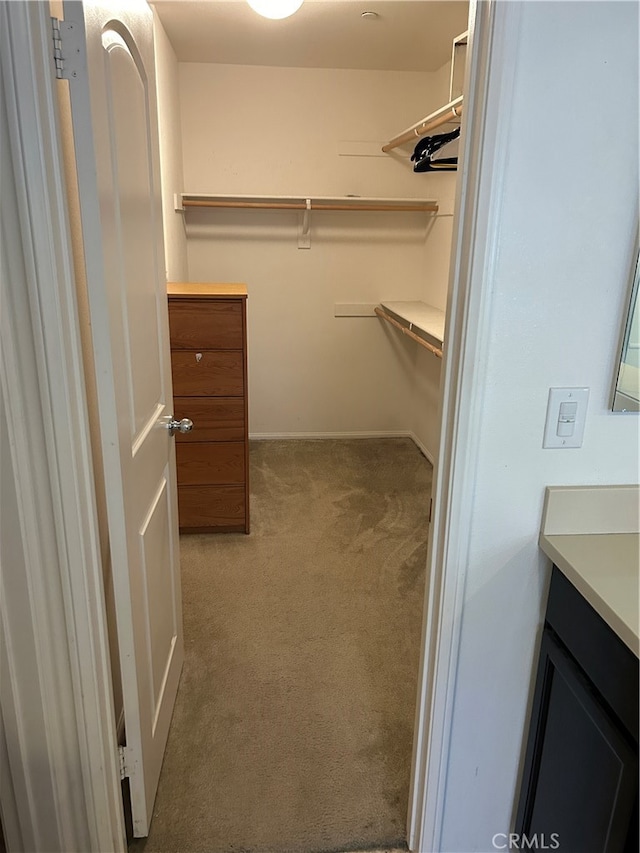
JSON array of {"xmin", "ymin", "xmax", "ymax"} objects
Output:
[{"xmin": 246, "ymin": 0, "xmax": 304, "ymax": 20}]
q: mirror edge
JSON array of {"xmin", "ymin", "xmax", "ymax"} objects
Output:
[{"xmin": 612, "ymin": 233, "xmax": 640, "ymax": 413}]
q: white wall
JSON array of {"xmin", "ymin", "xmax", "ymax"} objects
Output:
[
  {"xmin": 180, "ymin": 62, "xmax": 451, "ymax": 450},
  {"xmin": 153, "ymin": 9, "xmax": 188, "ymax": 282},
  {"xmin": 439, "ymin": 3, "xmax": 639, "ymax": 850}
]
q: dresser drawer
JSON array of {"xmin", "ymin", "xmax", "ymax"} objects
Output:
[
  {"xmin": 177, "ymin": 484, "xmax": 245, "ymax": 531},
  {"xmin": 173, "ymin": 397, "xmax": 245, "ymax": 442},
  {"xmin": 171, "ymin": 350, "xmax": 244, "ymax": 397},
  {"xmin": 176, "ymin": 441, "xmax": 245, "ymax": 485},
  {"xmin": 169, "ymin": 299, "xmax": 243, "ymax": 350}
]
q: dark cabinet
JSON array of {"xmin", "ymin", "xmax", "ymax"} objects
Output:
[{"xmin": 516, "ymin": 568, "xmax": 639, "ymax": 853}]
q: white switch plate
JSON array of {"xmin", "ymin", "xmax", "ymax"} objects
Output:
[{"xmin": 543, "ymin": 387, "xmax": 589, "ymax": 449}]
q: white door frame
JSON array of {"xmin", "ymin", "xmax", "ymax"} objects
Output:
[
  {"xmin": 0, "ymin": 2, "xmax": 125, "ymax": 851},
  {"xmin": 0, "ymin": 0, "xmax": 522, "ymax": 850},
  {"xmin": 408, "ymin": 1, "xmax": 523, "ymax": 850}
]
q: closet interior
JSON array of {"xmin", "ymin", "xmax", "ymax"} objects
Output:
[
  {"xmin": 155, "ymin": 0, "xmax": 469, "ymax": 469},
  {"xmin": 145, "ymin": 1, "xmax": 470, "ymax": 849}
]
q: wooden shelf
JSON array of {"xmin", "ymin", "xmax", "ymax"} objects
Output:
[
  {"xmin": 382, "ymin": 97, "xmax": 463, "ymax": 154},
  {"xmin": 177, "ymin": 194, "xmax": 439, "ymax": 248},
  {"xmin": 376, "ymin": 300, "xmax": 445, "ymax": 359},
  {"xmin": 177, "ymin": 193, "xmax": 439, "ymax": 213}
]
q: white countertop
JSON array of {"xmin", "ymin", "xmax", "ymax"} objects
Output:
[
  {"xmin": 539, "ymin": 533, "xmax": 639, "ymax": 656},
  {"xmin": 539, "ymin": 485, "xmax": 640, "ymax": 657}
]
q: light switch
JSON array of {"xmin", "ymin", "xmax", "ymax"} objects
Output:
[
  {"xmin": 557, "ymin": 401, "xmax": 578, "ymax": 436},
  {"xmin": 543, "ymin": 388, "xmax": 589, "ymax": 448}
]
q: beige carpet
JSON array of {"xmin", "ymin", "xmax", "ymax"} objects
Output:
[{"xmin": 131, "ymin": 438, "xmax": 431, "ymax": 853}]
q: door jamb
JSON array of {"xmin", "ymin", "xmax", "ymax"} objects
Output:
[
  {"xmin": 0, "ymin": 2, "xmax": 126, "ymax": 850},
  {"xmin": 407, "ymin": 1, "xmax": 524, "ymax": 849}
]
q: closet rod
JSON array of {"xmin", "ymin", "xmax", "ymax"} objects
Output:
[
  {"xmin": 374, "ymin": 307, "xmax": 443, "ymax": 359},
  {"xmin": 182, "ymin": 199, "xmax": 439, "ymax": 213},
  {"xmin": 382, "ymin": 96, "xmax": 463, "ymax": 153}
]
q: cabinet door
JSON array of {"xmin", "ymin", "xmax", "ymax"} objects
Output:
[{"xmin": 517, "ymin": 630, "xmax": 637, "ymax": 853}]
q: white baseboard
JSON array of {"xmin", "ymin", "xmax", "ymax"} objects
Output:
[
  {"xmin": 408, "ymin": 432, "xmax": 436, "ymax": 466},
  {"xmin": 250, "ymin": 430, "xmax": 411, "ymax": 441},
  {"xmin": 249, "ymin": 430, "xmax": 436, "ymax": 466}
]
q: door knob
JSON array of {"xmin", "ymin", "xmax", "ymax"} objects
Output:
[{"xmin": 167, "ymin": 418, "xmax": 193, "ymax": 435}]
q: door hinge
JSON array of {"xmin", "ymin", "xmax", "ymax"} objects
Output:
[
  {"xmin": 118, "ymin": 744, "xmax": 130, "ymax": 781},
  {"xmin": 51, "ymin": 16, "xmax": 83, "ymax": 81}
]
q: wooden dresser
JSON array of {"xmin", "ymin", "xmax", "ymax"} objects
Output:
[{"xmin": 167, "ymin": 283, "xmax": 249, "ymax": 533}]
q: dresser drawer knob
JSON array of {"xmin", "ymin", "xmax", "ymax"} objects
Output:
[{"xmin": 195, "ymin": 352, "xmax": 202, "ymax": 363}]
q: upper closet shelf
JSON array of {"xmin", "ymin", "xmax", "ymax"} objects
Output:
[
  {"xmin": 176, "ymin": 193, "xmax": 439, "ymax": 213},
  {"xmin": 375, "ymin": 301, "xmax": 445, "ymax": 359},
  {"xmin": 383, "ymin": 30, "xmax": 467, "ymax": 155},
  {"xmin": 176, "ymin": 194, "xmax": 439, "ymax": 248},
  {"xmin": 382, "ymin": 96, "xmax": 463, "ymax": 154}
]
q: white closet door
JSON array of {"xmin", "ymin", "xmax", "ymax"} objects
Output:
[{"xmin": 64, "ymin": 0, "xmax": 183, "ymax": 836}]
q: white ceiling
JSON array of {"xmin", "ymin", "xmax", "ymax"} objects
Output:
[{"xmin": 153, "ymin": 0, "xmax": 470, "ymax": 72}]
